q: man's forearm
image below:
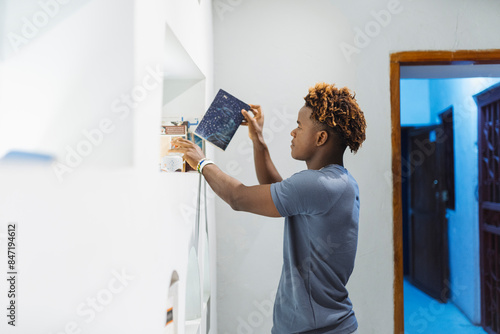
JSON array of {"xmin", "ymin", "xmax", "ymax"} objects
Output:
[
  {"xmin": 252, "ymin": 139, "xmax": 282, "ymax": 184},
  {"xmin": 201, "ymin": 163, "xmax": 243, "ymax": 209},
  {"xmin": 168, "ymin": 136, "xmax": 278, "ymax": 213},
  {"xmin": 201, "ymin": 162, "xmax": 281, "ymax": 217}
]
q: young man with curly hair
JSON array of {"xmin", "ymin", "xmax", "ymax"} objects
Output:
[{"xmin": 170, "ymin": 83, "xmax": 367, "ymax": 334}]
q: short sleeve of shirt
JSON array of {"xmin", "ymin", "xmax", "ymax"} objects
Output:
[{"xmin": 270, "ymin": 169, "xmax": 347, "ymax": 217}]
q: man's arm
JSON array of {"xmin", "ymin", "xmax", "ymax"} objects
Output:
[
  {"xmin": 202, "ymin": 164, "xmax": 280, "ymax": 217},
  {"xmin": 169, "ymin": 138, "xmax": 281, "ymax": 218},
  {"xmin": 242, "ymin": 105, "xmax": 283, "ymax": 184}
]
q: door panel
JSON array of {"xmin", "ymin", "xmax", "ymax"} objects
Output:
[
  {"xmin": 408, "ymin": 127, "xmax": 449, "ymax": 302},
  {"xmin": 476, "ymin": 84, "xmax": 500, "ymax": 334}
]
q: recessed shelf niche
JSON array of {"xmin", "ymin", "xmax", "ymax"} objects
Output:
[{"xmin": 161, "ymin": 24, "xmax": 206, "ymax": 172}]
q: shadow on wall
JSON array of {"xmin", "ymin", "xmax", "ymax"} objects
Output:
[{"xmin": 0, "ymin": 150, "xmax": 54, "ymax": 162}]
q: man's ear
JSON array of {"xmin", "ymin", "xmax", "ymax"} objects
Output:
[{"xmin": 316, "ymin": 130, "xmax": 329, "ymax": 146}]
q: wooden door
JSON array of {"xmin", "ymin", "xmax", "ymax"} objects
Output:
[
  {"xmin": 408, "ymin": 126, "xmax": 450, "ymax": 302},
  {"xmin": 475, "ymin": 83, "xmax": 500, "ymax": 334}
]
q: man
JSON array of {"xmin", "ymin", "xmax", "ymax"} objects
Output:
[{"xmin": 170, "ymin": 82, "xmax": 367, "ymax": 334}]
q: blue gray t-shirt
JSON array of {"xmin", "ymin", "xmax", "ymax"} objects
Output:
[{"xmin": 270, "ymin": 164, "xmax": 359, "ymax": 334}]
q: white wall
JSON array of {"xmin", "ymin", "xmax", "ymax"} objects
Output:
[
  {"xmin": 0, "ymin": 0, "xmax": 134, "ymax": 166},
  {"xmin": 0, "ymin": 166, "xmax": 201, "ymax": 334},
  {"xmin": 0, "ymin": 0, "xmax": 216, "ymax": 333},
  {"xmin": 213, "ymin": 0, "xmax": 500, "ymax": 333}
]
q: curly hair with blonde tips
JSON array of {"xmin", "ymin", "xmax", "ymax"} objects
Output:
[{"xmin": 304, "ymin": 82, "xmax": 367, "ymax": 153}]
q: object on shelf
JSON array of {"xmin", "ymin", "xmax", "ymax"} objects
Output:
[
  {"xmin": 162, "ymin": 123, "xmax": 187, "ymax": 136},
  {"xmin": 183, "ymin": 117, "xmax": 199, "ymax": 128},
  {"xmin": 184, "ymin": 117, "xmax": 203, "ymax": 151},
  {"xmin": 161, "ymin": 154, "xmax": 184, "ymax": 172},
  {"xmin": 165, "ymin": 306, "xmax": 173, "ymax": 334},
  {"xmin": 159, "ymin": 123, "xmax": 187, "ymax": 172},
  {"xmin": 165, "ymin": 271, "xmax": 179, "ymax": 334},
  {"xmin": 159, "ymin": 119, "xmax": 205, "ymax": 173},
  {"xmin": 188, "ymin": 132, "xmax": 204, "ymax": 152},
  {"xmin": 182, "ymin": 132, "xmax": 205, "ymax": 173}
]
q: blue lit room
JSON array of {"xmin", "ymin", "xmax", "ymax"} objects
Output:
[{"xmin": 400, "ymin": 69, "xmax": 500, "ymax": 334}]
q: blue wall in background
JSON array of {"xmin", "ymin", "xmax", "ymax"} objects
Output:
[
  {"xmin": 401, "ymin": 79, "xmax": 431, "ymax": 126},
  {"xmin": 401, "ymin": 77, "xmax": 500, "ymax": 325}
]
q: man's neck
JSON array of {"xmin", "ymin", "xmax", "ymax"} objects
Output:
[{"xmin": 306, "ymin": 154, "xmax": 344, "ymax": 170}]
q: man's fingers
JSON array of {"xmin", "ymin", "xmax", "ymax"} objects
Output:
[
  {"xmin": 168, "ymin": 148, "xmax": 185, "ymax": 154},
  {"xmin": 243, "ymin": 109, "xmax": 261, "ymax": 124},
  {"xmin": 249, "ymin": 104, "xmax": 262, "ymax": 116},
  {"xmin": 250, "ymin": 108, "xmax": 262, "ymax": 119},
  {"xmin": 171, "ymin": 138, "xmax": 196, "ymax": 149},
  {"xmin": 169, "ymin": 138, "xmax": 194, "ymax": 155},
  {"xmin": 172, "ymin": 137, "xmax": 191, "ymax": 144},
  {"xmin": 242, "ymin": 110, "xmax": 258, "ymax": 126},
  {"xmin": 242, "ymin": 109, "xmax": 254, "ymax": 121},
  {"xmin": 244, "ymin": 108, "xmax": 260, "ymax": 118}
]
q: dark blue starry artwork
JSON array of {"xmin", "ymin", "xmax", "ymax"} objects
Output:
[{"xmin": 195, "ymin": 89, "xmax": 250, "ymax": 151}]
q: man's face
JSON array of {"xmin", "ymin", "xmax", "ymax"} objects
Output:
[{"xmin": 290, "ymin": 106, "xmax": 320, "ymax": 160}]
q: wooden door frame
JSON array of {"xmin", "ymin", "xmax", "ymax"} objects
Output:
[{"xmin": 390, "ymin": 49, "xmax": 500, "ymax": 334}]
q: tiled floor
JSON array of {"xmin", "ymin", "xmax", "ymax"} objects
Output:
[{"xmin": 404, "ymin": 279, "xmax": 487, "ymax": 334}]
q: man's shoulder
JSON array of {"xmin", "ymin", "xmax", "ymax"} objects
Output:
[
  {"xmin": 288, "ymin": 165, "xmax": 346, "ymax": 178},
  {"xmin": 287, "ymin": 166, "xmax": 349, "ymax": 185},
  {"xmin": 277, "ymin": 167, "xmax": 349, "ymax": 200},
  {"xmin": 271, "ymin": 166, "xmax": 355, "ymax": 216},
  {"xmin": 283, "ymin": 169, "xmax": 325, "ymax": 188}
]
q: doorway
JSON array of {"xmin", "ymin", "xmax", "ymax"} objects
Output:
[
  {"xmin": 403, "ymin": 123, "xmax": 449, "ymax": 302},
  {"xmin": 391, "ymin": 50, "xmax": 500, "ymax": 334}
]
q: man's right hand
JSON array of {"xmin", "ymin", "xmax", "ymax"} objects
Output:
[
  {"xmin": 241, "ymin": 104, "xmax": 265, "ymax": 143},
  {"xmin": 241, "ymin": 104, "xmax": 282, "ymax": 184}
]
